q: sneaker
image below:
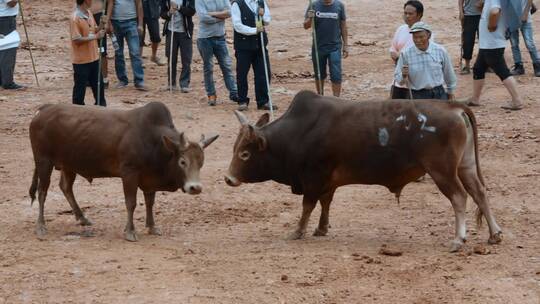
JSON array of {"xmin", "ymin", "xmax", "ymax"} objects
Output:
[
  {"xmin": 3, "ymin": 83, "xmax": 25, "ymax": 90},
  {"xmin": 237, "ymin": 103, "xmax": 248, "ymax": 111},
  {"xmin": 257, "ymin": 103, "xmax": 278, "ymax": 111},
  {"xmin": 208, "ymin": 95, "xmax": 217, "ymax": 106},
  {"xmin": 510, "ymin": 63, "xmax": 525, "ymax": 76},
  {"xmin": 180, "ymin": 87, "xmax": 191, "ymax": 93},
  {"xmin": 115, "ymin": 82, "xmax": 129, "ymax": 89},
  {"xmin": 135, "ymin": 84, "xmax": 149, "ymax": 91},
  {"xmin": 151, "ymin": 56, "xmax": 166, "ymax": 66}
]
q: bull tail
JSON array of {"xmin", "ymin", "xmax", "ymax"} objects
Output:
[
  {"xmin": 461, "ymin": 106, "xmax": 485, "ymax": 228},
  {"xmin": 29, "ymin": 166, "xmax": 38, "ymax": 206}
]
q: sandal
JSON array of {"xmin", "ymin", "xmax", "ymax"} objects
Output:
[
  {"xmin": 460, "ymin": 66, "xmax": 471, "ymax": 75},
  {"xmin": 500, "ymin": 104, "xmax": 523, "ymax": 111}
]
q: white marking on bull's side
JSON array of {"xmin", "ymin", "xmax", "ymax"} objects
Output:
[
  {"xmin": 378, "ymin": 128, "xmax": 389, "ymax": 146},
  {"xmin": 34, "ymin": 110, "xmax": 40, "ymax": 117},
  {"xmin": 417, "ymin": 113, "xmax": 437, "ymax": 133},
  {"xmin": 396, "ymin": 114, "xmax": 411, "ymax": 131}
]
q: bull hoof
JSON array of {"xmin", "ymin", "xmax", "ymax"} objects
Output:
[
  {"xmin": 148, "ymin": 227, "xmax": 162, "ymax": 236},
  {"xmin": 124, "ymin": 231, "xmax": 139, "ymax": 242},
  {"xmin": 313, "ymin": 228, "xmax": 328, "ymax": 237},
  {"xmin": 287, "ymin": 230, "xmax": 306, "ymax": 240},
  {"xmin": 449, "ymin": 240, "xmax": 464, "ymax": 253},
  {"xmin": 35, "ymin": 224, "xmax": 47, "ymax": 238},
  {"xmin": 488, "ymin": 231, "xmax": 503, "ymax": 244},
  {"xmin": 79, "ymin": 217, "xmax": 93, "ymax": 226}
]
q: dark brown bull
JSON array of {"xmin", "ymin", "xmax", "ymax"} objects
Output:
[
  {"xmin": 29, "ymin": 102, "xmax": 218, "ymax": 241},
  {"xmin": 225, "ymin": 91, "xmax": 502, "ymax": 252}
]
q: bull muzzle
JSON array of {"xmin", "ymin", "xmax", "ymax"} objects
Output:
[
  {"xmin": 224, "ymin": 174, "xmax": 241, "ymax": 187},
  {"xmin": 183, "ymin": 182, "xmax": 202, "ymax": 195}
]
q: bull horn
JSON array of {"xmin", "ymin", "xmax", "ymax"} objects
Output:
[
  {"xmin": 234, "ymin": 110, "xmax": 249, "ymax": 125},
  {"xmin": 179, "ymin": 132, "xmax": 189, "ymax": 150},
  {"xmin": 199, "ymin": 134, "xmax": 219, "ymax": 149}
]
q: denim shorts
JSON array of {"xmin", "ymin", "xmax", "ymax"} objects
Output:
[{"xmin": 312, "ymin": 48, "xmax": 342, "ymax": 83}]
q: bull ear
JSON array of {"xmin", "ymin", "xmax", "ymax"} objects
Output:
[
  {"xmin": 255, "ymin": 113, "xmax": 270, "ymax": 128},
  {"xmin": 234, "ymin": 110, "xmax": 249, "ymax": 125},
  {"xmin": 162, "ymin": 135, "xmax": 179, "ymax": 153},
  {"xmin": 179, "ymin": 132, "xmax": 189, "ymax": 150},
  {"xmin": 199, "ymin": 134, "xmax": 219, "ymax": 149},
  {"xmin": 257, "ymin": 134, "xmax": 268, "ymax": 151}
]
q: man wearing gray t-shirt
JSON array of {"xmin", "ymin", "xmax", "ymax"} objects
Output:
[
  {"xmin": 107, "ymin": 0, "xmax": 147, "ymax": 91},
  {"xmin": 468, "ymin": 0, "xmax": 523, "ymax": 110},
  {"xmin": 459, "ymin": 0, "xmax": 483, "ymax": 74}
]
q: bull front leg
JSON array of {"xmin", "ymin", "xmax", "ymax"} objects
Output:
[
  {"xmin": 144, "ymin": 192, "xmax": 161, "ymax": 236},
  {"xmin": 313, "ymin": 189, "xmax": 336, "ymax": 237},
  {"xmin": 288, "ymin": 195, "xmax": 318, "ymax": 240},
  {"xmin": 122, "ymin": 175, "xmax": 139, "ymax": 242}
]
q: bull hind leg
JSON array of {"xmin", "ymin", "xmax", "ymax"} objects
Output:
[
  {"xmin": 59, "ymin": 171, "xmax": 92, "ymax": 226},
  {"xmin": 144, "ymin": 192, "xmax": 161, "ymax": 236},
  {"xmin": 288, "ymin": 195, "xmax": 318, "ymax": 240},
  {"xmin": 458, "ymin": 167, "xmax": 502, "ymax": 245},
  {"xmin": 428, "ymin": 170, "xmax": 469, "ymax": 252},
  {"xmin": 35, "ymin": 160, "xmax": 54, "ymax": 238},
  {"xmin": 313, "ymin": 189, "xmax": 336, "ymax": 237},
  {"xmin": 122, "ymin": 175, "xmax": 139, "ymax": 242}
]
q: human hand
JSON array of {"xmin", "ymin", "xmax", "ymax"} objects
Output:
[
  {"xmin": 97, "ymin": 30, "xmax": 105, "ymax": 39},
  {"xmin": 107, "ymin": 22, "xmax": 113, "ymax": 34},
  {"xmin": 402, "ymin": 65, "xmax": 409, "ymax": 79},
  {"xmin": 137, "ymin": 25, "xmax": 143, "ymax": 36},
  {"xmin": 256, "ymin": 19, "xmax": 264, "ymax": 33},
  {"xmin": 7, "ymin": 0, "xmax": 18, "ymax": 8},
  {"xmin": 307, "ymin": 9, "xmax": 315, "ymax": 19},
  {"xmin": 459, "ymin": 11, "xmax": 464, "ymax": 25},
  {"xmin": 343, "ymin": 46, "xmax": 349, "ymax": 59},
  {"xmin": 258, "ymin": 7, "xmax": 264, "ymax": 17},
  {"xmin": 169, "ymin": 2, "xmax": 178, "ymax": 14},
  {"xmin": 488, "ymin": 24, "xmax": 497, "ymax": 32}
]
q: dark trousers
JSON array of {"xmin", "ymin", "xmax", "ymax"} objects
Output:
[
  {"xmin": 462, "ymin": 15, "xmax": 481, "ymax": 60},
  {"xmin": 235, "ymin": 48, "xmax": 271, "ymax": 107},
  {"xmin": 411, "ymin": 85, "xmax": 448, "ymax": 100},
  {"xmin": 73, "ymin": 60, "xmax": 106, "ymax": 106},
  {"xmin": 0, "ymin": 16, "xmax": 17, "ymax": 88},
  {"xmin": 390, "ymin": 85, "xmax": 411, "ymax": 99},
  {"xmin": 473, "ymin": 48, "xmax": 511, "ymax": 81},
  {"xmin": 165, "ymin": 31, "xmax": 192, "ymax": 88}
]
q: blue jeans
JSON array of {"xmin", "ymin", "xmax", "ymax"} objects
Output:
[
  {"xmin": 197, "ymin": 36, "xmax": 238, "ymax": 98},
  {"xmin": 312, "ymin": 48, "xmax": 342, "ymax": 84},
  {"xmin": 510, "ymin": 22, "xmax": 540, "ymax": 65},
  {"xmin": 112, "ymin": 19, "xmax": 145, "ymax": 86}
]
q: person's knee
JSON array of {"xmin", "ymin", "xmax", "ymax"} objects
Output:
[{"xmin": 473, "ymin": 66, "xmax": 485, "ymax": 80}]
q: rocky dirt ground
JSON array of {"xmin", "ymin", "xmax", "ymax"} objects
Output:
[{"xmin": 0, "ymin": 0, "xmax": 539, "ymax": 303}]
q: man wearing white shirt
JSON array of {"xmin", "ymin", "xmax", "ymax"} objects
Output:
[
  {"xmin": 468, "ymin": 0, "xmax": 523, "ymax": 110},
  {"xmin": 231, "ymin": 0, "xmax": 276, "ymax": 111},
  {"xmin": 0, "ymin": 0, "xmax": 24, "ymax": 90}
]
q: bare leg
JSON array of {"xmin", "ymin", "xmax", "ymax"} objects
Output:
[
  {"xmin": 122, "ymin": 175, "xmax": 138, "ymax": 242},
  {"xmin": 314, "ymin": 189, "xmax": 335, "ymax": 236},
  {"xmin": 144, "ymin": 192, "xmax": 161, "ymax": 235},
  {"xmin": 151, "ymin": 42, "xmax": 159, "ymax": 61},
  {"xmin": 288, "ymin": 195, "xmax": 318, "ymax": 240},
  {"xmin": 502, "ymin": 77, "xmax": 523, "ymax": 107},
  {"xmin": 36, "ymin": 161, "xmax": 54, "ymax": 237},
  {"xmin": 331, "ymin": 82, "xmax": 341, "ymax": 97},
  {"xmin": 469, "ymin": 78, "xmax": 484, "ymax": 105},
  {"xmin": 59, "ymin": 170, "xmax": 92, "ymax": 226},
  {"xmin": 102, "ymin": 56, "xmax": 108, "ymax": 79}
]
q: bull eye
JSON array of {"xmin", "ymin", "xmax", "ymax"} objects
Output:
[
  {"xmin": 179, "ymin": 158, "xmax": 187, "ymax": 167},
  {"xmin": 239, "ymin": 150, "xmax": 251, "ymax": 161}
]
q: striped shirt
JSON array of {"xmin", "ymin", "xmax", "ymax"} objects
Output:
[{"xmin": 394, "ymin": 42, "xmax": 457, "ymax": 94}]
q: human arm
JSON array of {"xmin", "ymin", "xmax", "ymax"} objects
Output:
[
  {"xmin": 488, "ymin": 6, "xmax": 501, "ymax": 32},
  {"xmin": 136, "ymin": 0, "xmax": 143, "ymax": 33},
  {"xmin": 394, "ymin": 54, "xmax": 406, "ymax": 85},
  {"xmin": 458, "ymin": 0, "xmax": 465, "ymax": 23},
  {"xmin": 523, "ymin": 0, "xmax": 532, "ymax": 22},
  {"xmin": 260, "ymin": 1, "xmax": 271, "ymax": 25},
  {"xmin": 442, "ymin": 49, "xmax": 457, "ymax": 98},
  {"xmin": 231, "ymin": 2, "xmax": 258, "ymax": 35},
  {"xmin": 196, "ymin": 0, "xmax": 220, "ymax": 23},
  {"xmin": 70, "ymin": 19, "xmax": 105, "ymax": 46},
  {"xmin": 303, "ymin": 6, "xmax": 314, "ymax": 30},
  {"xmin": 341, "ymin": 20, "xmax": 349, "ymax": 58},
  {"xmin": 106, "ymin": 0, "xmax": 114, "ymax": 33}
]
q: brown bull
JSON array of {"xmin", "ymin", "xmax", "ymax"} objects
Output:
[
  {"xmin": 225, "ymin": 91, "xmax": 502, "ymax": 252},
  {"xmin": 29, "ymin": 102, "xmax": 218, "ymax": 241}
]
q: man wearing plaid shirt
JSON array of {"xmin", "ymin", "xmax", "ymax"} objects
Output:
[{"xmin": 394, "ymin": 22, "xmax": 457, "ymax": 100}]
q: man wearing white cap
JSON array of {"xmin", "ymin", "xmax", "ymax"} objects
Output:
[{"xmin": 394, "ymin": 21, "xmax": 457, "ymax": 100}]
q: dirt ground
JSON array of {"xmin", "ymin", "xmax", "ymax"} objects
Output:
[{"xmin": 1, "ymin": 0, "xmax": 539, "ymax": 303}]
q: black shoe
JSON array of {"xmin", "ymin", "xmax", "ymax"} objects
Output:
[
  {"xmin": 510, "ymin": 63, "xmax": 525, "ymax": 76},
  {"xmin": 534, "ymin": 63, "xmax": 540, "ymax": 77},
  {"xmin": 3, "ymin": 83, "xmax": 25, "ymax": 90},
  {"xmin": 229, "ymin": 94, "xmax": 240, "ymax": 103},
  {"xmin": 237, "ymin": 103, "xmax": 248, "ymax": 111},
  {"xmin": 257, "ymin": 103, "xmax": 278, "ymax": 111}
]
